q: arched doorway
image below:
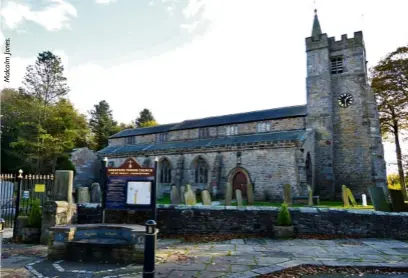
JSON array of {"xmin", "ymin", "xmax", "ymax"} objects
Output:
[{"xmin": 233, "ymin": 171, "xmax": 247, "ymax": 197}]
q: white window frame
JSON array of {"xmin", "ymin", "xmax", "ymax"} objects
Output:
[
  {"xmin": 226, "ymin": 125, "xmax": 238, "ymax": 136},
  {"xmin": 257, "ymin": 122, "xmax": 271, "ymax": 133}
]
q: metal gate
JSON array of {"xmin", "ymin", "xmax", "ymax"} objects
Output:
[{"xmin": 0, "ymin": 172, "xmax": 54, "ymax": 228}]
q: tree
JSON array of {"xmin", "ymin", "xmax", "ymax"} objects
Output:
[
  {"xmin": 22, "ymin": 51, "xmax": 69, "ymax": 106},
  {"xmin": 139, "ymin": 120, "xmax": 158, "ymax": 128},
  {"xmin": 371, "ymin": 45, "xmax": 408, "ymax": 198},
  {"xmin": 0, "ymin": 88, "xmax": 33, "ymax": 172},
  {"xmin": 89, "ymin": 100, "xmax": 119, "ymax": 150},
  {"xmin": 9, "ymin": 97, "xmax": 92, "ymax": 172},
  {"xmin": 1, "ymin": 87, "xmax": 92, "ymax": 173},
  {"xmin": 135, "ymin": 108, "xmax": 158, "ymax": 127},
  {"xmin": 4, "ymin": 51, "xmax": 75, "ymax": 172}
]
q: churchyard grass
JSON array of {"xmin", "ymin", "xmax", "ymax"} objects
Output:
[{"xmin": 157, "ymin": 194, "xmax": 171, "ymax": 204}]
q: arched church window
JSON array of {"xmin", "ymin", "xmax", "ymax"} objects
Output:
[
  {"xmin": 305, "ymin": 152, "xmax": 313, "ymax": 186},
  {"xmin": 160, "ymin": 159, "xmax": 172, "ymax": 183},
  {"xmin": 194, "ymin": 157, "xmax": 208, "ymax": 183}
]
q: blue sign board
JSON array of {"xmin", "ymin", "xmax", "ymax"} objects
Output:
[{"xmin": 22, "ymin": 191, "xmax": 29, "ymax": 199}]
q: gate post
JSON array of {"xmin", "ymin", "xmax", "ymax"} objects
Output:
[{"xmin": 12, "ymin": 170, "xmax": 23, "ymax": 241}]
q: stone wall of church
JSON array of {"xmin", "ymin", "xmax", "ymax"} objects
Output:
[
  {"xmin": 107, "ymin": 117, "xmax": 305, "ymax": 146},
  {"xmin": 107, "ymin": 145, "xmax": 301, "ymax": 201}
]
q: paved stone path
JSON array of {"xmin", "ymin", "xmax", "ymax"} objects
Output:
[{"xmin": 1, "ymin": 232, "xmax": 408, "ymax": 278}]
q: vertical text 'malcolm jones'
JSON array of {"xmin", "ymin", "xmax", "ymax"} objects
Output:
[{"xmin": 4, "ymin": 38, "xmax": 11, "ymax": 83}]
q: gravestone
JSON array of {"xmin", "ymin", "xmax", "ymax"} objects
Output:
[
  {"xmin": 77, "ymin": 187, "xmax": 90, "ymax": 204},
  {"xmin": 90, "ymin": 183, "xmax": 101, "ymax": 203},
  {"xmin": 346, "ymin": 188, "xmax": 357, "ymax": 207},
  {"xmin": 342, "ymin": 185, "xmax": 350, "ymax": 207},
  {"xmin": 184, "ymin": 189, "xmax": 196, "ymax": 205},
  {"xmin": 283, "ymin": 184, "xmax": 292, "ymax": 205},
  {"xmin": 170, "ymin": 186, "xmax": 181, "ymax": 204},
  {"xmin": 53, "ymin": 170, "xmax": 74, "ymax": 203},
  {"xmin": 201, "ymin": 190, "xmax": 212, "ymax": 205},
  {"xmin": 247, "ymin": 183, "xmax": 254, "ymax": 205},
  {"xmin": 41, "ymin": 170, "xmax": 76, "ymax": 245},
  {"xmin": 389, "ymin": 189, "xmax": 408, "ymax": 212},
  {"xmin": 236, "ymin": 189, "xmax": 243, "ymax": 207},
  {"xmin": 368, "ymin": 186, "xmax": 391, "ymax": 212},
  {"xmin": 307, "ymin": 185, "xmax": 313, "ymax": 206},
  {"xmin": 180, "ymin": 185, "xmax": 186, "ymax": 204},
  {"xmin": 225, "ymin": 182, "xmax": 232, "ymax": 206}
]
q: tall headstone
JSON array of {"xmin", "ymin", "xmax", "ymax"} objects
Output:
[
  {"xmin": 170, "ymin": 186, "xmax": 181, "ymax": 204},
  {"xmin": 247, "ymin": 183, "xmax": 254, "ymax": 205},
  {"xmin": 362, "ymin": 194, "xmax": 367, "ymax": 206},
  {"xmin": 342, "ymin": 185, "xmax": 350, "ymax": 207},
  {"xmin": 225, "ymin": 182, "xmax": 233, "ymax": 206},
  {"xmin": 90, "ymin": 183, "xmax": 102, "ymax": 203},
  {"xmin": 236, "ymin": 189, "xmax": 243, "ymax": 207},
  {"xmin": 77, "ymin": 187, "xmax": 90, "ymax": 203},
  {"xmin": 184, "ymin": 190, "xmax": 196, "ymax": 205},
  {"xmin": 307, "ymin": 185, "xmax": 313, "ymax": 206},
  {"xmin": 368, "ymin": 186, "xmax": 391, "ymax": 212},
  {"xmin": 41, "ymin": 170, "xmax": 76, "ymax": 245},
  {"xmin": 53, "ymin": 170, "xmax": 74, "ymax": 203},
  {"xmin": 346, "ymin": 188, "xmax": 357, "ymax": 207},
  {"xmin": 201, "ymin": 190, "xmax": 212, "ymax": 205},
  {"xmin": 283, "ymin": 184, "xmax": 292, "ymax": 205}
]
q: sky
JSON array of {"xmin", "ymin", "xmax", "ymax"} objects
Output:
[{"xmin": 0, "ymin": 0, "xmax": 407, "ymax": 174}]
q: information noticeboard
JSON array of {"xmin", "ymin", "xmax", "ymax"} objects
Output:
[
  {"xmin": 126, "ymin": 181, "xmax": 151, "ymax": 205},
  {"xmin": 105, "ymin": 158, "xmax": 155, "ymax": 210}
]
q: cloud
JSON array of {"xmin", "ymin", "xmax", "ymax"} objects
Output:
[
  {"xmin": 2, "ymin": 0, "xmax": 408, "ymax": 174},
  {"xmin": 0, "ymin": 0, "xmax": 77, "ymax": 31},
  {"xmin": 95, "ymin": 0, "xmax": 117, "ymax": 4}
]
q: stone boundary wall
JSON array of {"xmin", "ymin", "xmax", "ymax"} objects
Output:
[{"xmin": 77, "ymin": 204, "xmax": 408, "ymax": 239}]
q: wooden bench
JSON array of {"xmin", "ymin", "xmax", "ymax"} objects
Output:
[{"xmin": 292, "ymin": 196, "xmax": 320, "ymax": 205}]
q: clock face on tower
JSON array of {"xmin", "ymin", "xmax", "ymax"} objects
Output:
[{"xmin": 338, "ymin": 93, "xmax": 354, "ymax": 108}]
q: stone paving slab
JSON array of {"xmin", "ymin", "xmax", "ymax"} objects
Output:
[{"xmin": 2, "ymin": 237, "xmax": 408, "ymax": 277}]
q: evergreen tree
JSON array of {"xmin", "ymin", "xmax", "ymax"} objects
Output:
[
  {"xmin": 22, "ymin": 51, "xmax": 69, "ymax": 106},
  {"xmin": 89, "ymin": 100, "xmax": 119, "ymax": 150},
  {"xmin": 4, "ymin": 51, "xmax": 89, "ymax": 173},
  {"xmin": 135, "ymin": 108, "xmax": 158, "ymax": 127}
]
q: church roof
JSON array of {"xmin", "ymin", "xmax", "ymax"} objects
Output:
[
  {"xmin": 100, "ymin": 129, "xmax": 306, "ymax": 155},
  {"xmin": 110, "ymin": 105, "xmax": 307, "ymax": 139}
]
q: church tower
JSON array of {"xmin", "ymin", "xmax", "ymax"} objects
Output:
[{"xmin": 305, "ymin": 10, "xmax": 387, "ymax": 199}]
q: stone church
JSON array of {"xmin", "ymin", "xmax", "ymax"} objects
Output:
[{"xmin": 100, "ymin": 11, "xmax": 387, "ymax": 201}]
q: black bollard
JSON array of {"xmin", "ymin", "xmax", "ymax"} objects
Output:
[{"xmin": 143, "ymin": 219, "xmax": 157, "ymax": 278}]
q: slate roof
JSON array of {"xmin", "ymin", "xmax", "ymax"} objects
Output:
[
  {"xmin": 100, "ymin": 129, "xmax": 306, "ymax": 155},
  {"xmin": 109, "ymin": 105, "xmax": 307, "ymax": 139}
]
